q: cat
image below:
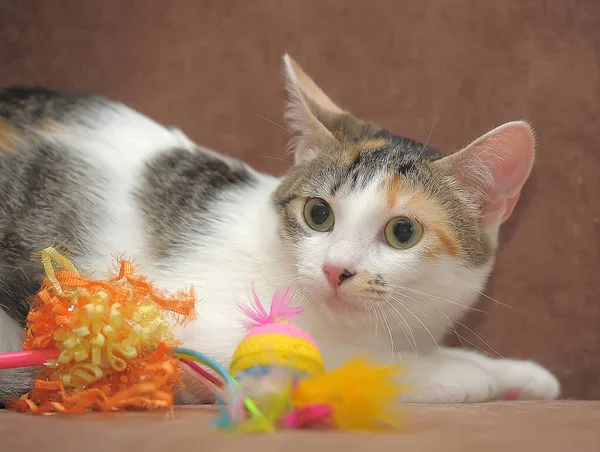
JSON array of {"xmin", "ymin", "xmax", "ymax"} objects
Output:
[{"xmin": 0, "ymin": 54, "xmax": 559, "ymax": 405}]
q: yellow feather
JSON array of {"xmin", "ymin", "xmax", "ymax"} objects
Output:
[{"xmin": 292, "ymin": 357, "xmax": 410, "ymax": 431}]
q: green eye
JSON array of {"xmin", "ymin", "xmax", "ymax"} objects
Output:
[
  {"xmin": 384, "ymin": 216, "xmax": 423, "ymax": 249},
  {"xmin": 303, "ymin": 197, "xmax": 335, "ymax": 232}
]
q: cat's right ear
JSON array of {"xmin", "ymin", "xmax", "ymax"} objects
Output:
[
  {"xmin": 436, "ymin": 121, "xmax": 536, "ymax": 229},
  {"xmin": 282, "ymin": 54, "xmax": 344, "ymax": 165}
]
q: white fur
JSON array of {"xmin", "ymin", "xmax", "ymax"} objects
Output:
[
  {"xmin": 0, "ymin": 310, "xmax": 36, "ymax": 401},
  {"xmin": 0, "ymin": 310, "xmax": 25, "ymax": 354},
  {"xmin": 0, "ymin": 102, "xmax": 559, "ymax": 404}
]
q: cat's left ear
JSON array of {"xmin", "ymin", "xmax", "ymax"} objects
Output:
[
  {"xmin": 282, "ymin": 54, "xmax": 346, "ymax": 164},
  {"xmin": 436, "ymin": 121, "xmax": 536, "ymax": 228}
]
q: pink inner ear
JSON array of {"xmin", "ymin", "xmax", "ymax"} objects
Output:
[
  {"xmin": 449, "ymin": 121, "xmax": 536, "ymax": 228},
  {"xmin": 502, "ymin": 191, "xmax": 522, "ymax": 222}
]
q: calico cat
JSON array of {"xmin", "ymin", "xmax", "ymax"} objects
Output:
[{"xmin": 0, "ymin": 55, "xmax": 559, "ymax": 405}]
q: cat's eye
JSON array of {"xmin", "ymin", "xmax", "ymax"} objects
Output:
[
  {"xmin": 384, "ymin": 216, "xmax": 423, "ymax": 249},
  {"xmin": 303, "ymin": 197, "xmax": 335, "ymax": 232}
]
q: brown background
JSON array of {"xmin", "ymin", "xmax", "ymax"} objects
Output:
[{"xmin": 1, "ymin": 1, "xmax": 599, "ymax": 399}]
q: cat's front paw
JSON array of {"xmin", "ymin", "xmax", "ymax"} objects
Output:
[
  {"xmin": 402, "ymin": 359, "xmax": 498, "ymax": 403},
  {"xmin": 486, "ymin": 359, "xmax": 560, "ymax": 401},
  {"xmin": 401, "ymin": 353, "xmax": 560, "ymax": 403}
]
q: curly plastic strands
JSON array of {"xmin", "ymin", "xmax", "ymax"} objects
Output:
[{"xmin": 11, "ymin": 247, "xmax": 197, "ymax": 414}]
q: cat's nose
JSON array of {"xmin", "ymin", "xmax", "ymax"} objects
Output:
[{"xmin": 322, "ymin": 264, "xmax": 356, "ymax": 287}]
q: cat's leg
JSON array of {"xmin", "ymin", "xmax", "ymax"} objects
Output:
[
  {"xmin": 0, "ymin": 310, "xmax": 36, "ymax": 407},
  {"xmin": 435, "ymin": 347, "xmax": 560, "ymax": 401},
  {"xmin": 402, "ymin": 347, "xmax": 560, "ymax": 403}
]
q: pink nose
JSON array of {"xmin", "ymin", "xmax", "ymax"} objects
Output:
[{"xmin": 322, "ymin": 264, "xmax": 356, "ymax": 287}]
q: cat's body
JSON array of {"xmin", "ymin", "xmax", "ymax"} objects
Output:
[{"xmin": 0, "ymin": 56, "xmax": 559, "ymax": 405}]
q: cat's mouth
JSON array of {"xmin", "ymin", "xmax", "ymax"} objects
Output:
[
  {"xmin": 324, "ymin": 293, "xmax": 366, "ymax": 313},
  {"xmin": 299, "ymin": 272, "xmax": 382, "ymax": 314}
]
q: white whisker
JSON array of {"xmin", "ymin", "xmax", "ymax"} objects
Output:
[
  {"xmin": 394, "ymin": 293, "xmax": 497, "ymax": 358},
  {"xmin": 476, "ymin": 290, "xmax": 514, "ymax": 310},
  {"xmin": 375, "ymin": 303, "xmax": 396, "ymax": 362},
  {"xmin": 418, "ymin": 102, "xmax": 445, "ymax": 158},
  {"xmin": 389, "ymin": 290, "xmax": 503, "ymax": 358},
  {"xmin": 258, "ymin": 154, "xmax": 294, "ymax": 164},
  {"xmin": 253, "ymin": 112, "xmax": 310, "ymax": 151},
  {"xmin": 386, "ymin": 294, "xmax": 439, "ymax": 353},
  {"xmin": 387, "ymin": 283, "xmax": 485, "ymax": 313},
  {"xmin": 381, "ymin": 296, "xmax": 419, "ymax": 355},
  {"xmin": 418, "ymin": 262, "xmax": 514, "ymax": 310}
]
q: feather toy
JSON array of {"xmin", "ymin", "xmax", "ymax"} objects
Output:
[{"xmin": 220, "ymin": 287, "xmax": 410, "ymax": 432}]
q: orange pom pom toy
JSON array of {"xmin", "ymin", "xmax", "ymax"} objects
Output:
[{"xmin": 4, "ymin": 246, "xmax": 196, "ymax": 414}]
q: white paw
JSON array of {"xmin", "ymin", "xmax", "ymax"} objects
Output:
[
  {"xmin": 403, "ymin": 381, "xmax": 497, "ymax": 403},
  {"xmin": 402, "ymin": 358, "xmax": 498, "ymax": 403},
  {"xmin": 400, "ymin": 353, "xmax": 560, "ymax": 403},
  {"xmin": 486, "ymin": 359, "xmax": 560, "ymax": 400}
]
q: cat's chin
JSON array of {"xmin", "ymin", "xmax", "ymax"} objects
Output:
[
  {"xmin": 325, "ymin": 295, "xmax": 355, "ymax": 311},
  {"xmin": 322, "ymin": 293, "xmax": 376, "ymax": 317}
]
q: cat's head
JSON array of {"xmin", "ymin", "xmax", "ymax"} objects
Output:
[{"xmin": 272, "ymin": 55, "xmax": 535, "ymax": 345}]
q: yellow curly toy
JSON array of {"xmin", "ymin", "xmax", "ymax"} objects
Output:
[{"xmin": 13, "ymin": 246, "xmax": 196, "ymax": 414}]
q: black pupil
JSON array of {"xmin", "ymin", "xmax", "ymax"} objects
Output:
[
  {"xmin": 311, "ymin": 201, "xmax": 330, "ymax": 225},
  {"xmin": 393, "ymin": 219, "xmax": 414, "ymax": 243}
]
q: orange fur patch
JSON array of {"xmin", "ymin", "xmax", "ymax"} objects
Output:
[
  {"xmin": 422, "ymin": 245, "xmax": 442, "ymax": 260},
  {"xmin": 425, "ymin": 225, "xmax": 459, "ymax": 259},
  {"xmin": 385, "ymin": 175, "xmax": 404, "ymax": 209},
  {"xmin": 380, "ymin": 179, "xmax": 461, "ymax": 260},
  {"xmin": 346, "ymin": 138, "xmax": 389, "ymax": 162},
  {"xmin": 359, "ymin": 138, "xmax": 389, "ymax": 151},
  {"xmin": 0, "ymin": 120, "xmax": 16, "ymax": 153},
  {"xmin": 348, "ymin": 148, "xmax": 361, "ymax": 163}
]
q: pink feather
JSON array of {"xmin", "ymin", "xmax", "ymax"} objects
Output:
[
  {"xmin": 280, "ymin": 404, "xmax": 333, "ymax": 429},
  {"xmin": 239, "ymin": 286, "xmax": 303, "ymax": 328}
]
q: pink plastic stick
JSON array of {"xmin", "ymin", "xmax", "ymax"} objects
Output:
[
  {"xmin": 0, "ymin": 349, "xmax": 59, "ymax": 369},
  {"xmin": 179, "ymin": 358, "xmax": 223, "ymax": 387}
]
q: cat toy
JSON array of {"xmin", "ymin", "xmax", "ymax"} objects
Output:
[
  {"xmin": 0, "ymin": 247, "xmax": 409, "ymax": 432},
  {"xmin": 0, "ymin": 246, "xmax": 201, "ymax": 414},
  {"xmin": 210, "ymin": 287, "xmax": 411, "ymax": 432}
]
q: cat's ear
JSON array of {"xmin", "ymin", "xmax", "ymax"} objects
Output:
[
  {"xmin": 437, "ymin": 121, "xmax": 536, "ymax": 228},
  {"xmin": 282, "ymin": 54, "xmax": 345, "ymax": 164}
]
